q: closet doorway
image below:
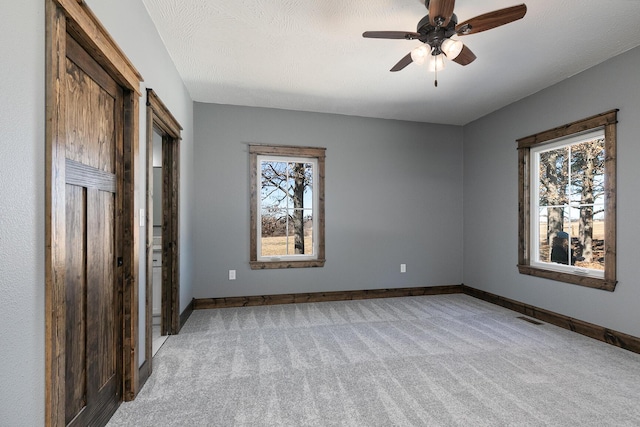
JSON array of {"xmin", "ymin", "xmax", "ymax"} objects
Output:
[
  {"xmin": 151, "ymin": 129, "xmax": 168, "ymax": 354},
  {"xmin": 143, "ymin": 89, "xmax": 182, "ymax": 382}
]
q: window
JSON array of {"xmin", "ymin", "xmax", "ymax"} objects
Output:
[
  {"xmin": 517, "ymin": 110, "xmax": 617, "ymax": 290},
  {"xmin": 249, "ymin": 144, "xmax": 326, "ymax": 269}
]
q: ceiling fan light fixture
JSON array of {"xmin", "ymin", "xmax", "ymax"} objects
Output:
[
  {"xmin": 441, "ymin": 38, "xmax": 464, "ymax": 60},
  {"xmin": 410, "ymin": 44, "xmax": 431, "ymax": 65},
  {"xmin": 427, "ymin": 53, "xmax": 446, "ymax": 72}
]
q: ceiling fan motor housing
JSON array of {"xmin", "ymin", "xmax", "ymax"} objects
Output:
[{"xmin": 417, "ymin": 13, "xmax": 458, "ymax": 50}]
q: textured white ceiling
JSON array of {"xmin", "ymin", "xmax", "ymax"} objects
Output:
[{"xmin": 141, "ymin": 0, "xmax": 640, "ymax": 125}]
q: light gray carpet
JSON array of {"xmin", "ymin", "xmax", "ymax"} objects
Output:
[{"xmin": 107, "ymin": 294, "xmax": 640, "ymax": 426}]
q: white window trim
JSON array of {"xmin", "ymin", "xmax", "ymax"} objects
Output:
[
  {"xmin": 529, "ymin": 129, "xmax": 605, "ymax": 279},
  {"xmin": 256, "ymin": 155, "xmax": 319, "ymax": 262}
]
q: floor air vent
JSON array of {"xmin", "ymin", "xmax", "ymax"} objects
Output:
[{"xmin": 517, "ymin": 316, "xmax": 544, "ymax": 325}]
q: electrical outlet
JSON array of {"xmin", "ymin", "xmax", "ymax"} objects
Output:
[
  {"xmin": 229, "ymin": 270, "xmax": 236, "ymax": 280},
  {"xmin": 400, "ymin": 264, "xmax": 406, "ymax": 273}
]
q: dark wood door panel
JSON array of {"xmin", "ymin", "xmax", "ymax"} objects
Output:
[
  {"xmin": 65, "ymin": 57, "xmax": 116, "ymax": 174},
  {"xmin": 63, "ymin": 32, "xmax": 123, "ymax": 427},
  {"xmin": 66, "ymin": 35, "xmax": 119, "ymax": 100},
  {"xmin": 87, "ymin": 189, "xmax": 117, "ymax": 387},
  {"xmin": 65, "ymin": 184, "xmax": 87, "ymax": 424}
]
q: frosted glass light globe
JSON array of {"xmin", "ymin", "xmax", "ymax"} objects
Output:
[
  {"xmin": 427, "ymin": 53, "xmax": 446, "ymax": 72},
  {"xmin": 441, "ymin": 38, "xmax": 464, "ymax": 60},
  {"xmin": 410, "ymin": 44, "xmax": 430, "ymax": 65}
]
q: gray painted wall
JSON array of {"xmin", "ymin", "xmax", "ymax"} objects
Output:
[
  {"xmin": 463, "ymin": 45, "xmax": 640, "ymax": 338},
  {"xmin": 0, "ymin": 1, "xmax": 194, "ymax": 424},
  {"xmin": 193, "ymin": 103, "xmax": 464, "ymax": 298},
  {"xmin": 0, "ymin": 2, "xmax": 45, "ymax": 425}
]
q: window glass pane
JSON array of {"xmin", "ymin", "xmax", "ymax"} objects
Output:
[
  {"xmin": 260, "ymin": 208, "xmax": 288, "ymax": 257},
  {"xmin": 537, "ymin": 205, "xmax": 568, "ymax": 262},
  {"xmin": 538, "ymin": 207, "xmax": 549, "ymax": 263},
  {"xmin": 570, "ymin": 138, "xmax": 605, "ymax": 206},
  {"xmin": 538, "ymin": 146, "xmax": 569, "ymax": 205},
  {"xmin": 547, "ymin": 208, "xmax": 572, "ymax": 265},
  {"xmin": 534, "ymin": 135, "xmax": 607, "ymax": 271},
  {"xmin": 286, "ymin": 162, "xmax": 312, "ymax": 255},
  {"xmin": 259, "ymin": 159, "xmax": 315, "ymax": 258},
  {"xmin": 570, "ymin": 137, "xmax": 605, "ymax": 271},
  {"xmin": 571, "ymin": 205, "xmax": 605, "ymax": 271},
  {"xmin": 302, "ymin": 209, "xmax": 313, "ymax": 255},
  {"xmin": 261, "ymin": 161, "xmax": 289, "ymax": 210}
]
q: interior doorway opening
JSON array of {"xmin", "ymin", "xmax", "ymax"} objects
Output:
[
  {"xmin": 151, "ymin": 129, "xmax": 168, "ymax": 355},
  {"xmin": 142, "ymin": 88, "xmax": 182, "ymax": 385}
]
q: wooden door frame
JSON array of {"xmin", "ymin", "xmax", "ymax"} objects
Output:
[
  {"xmin": 45, "ymin": 0, "xmax": 143, "ymax": 425},
  {"xmin": 140, "ymin": 89, "xmax": 182, "ymax": 386}
]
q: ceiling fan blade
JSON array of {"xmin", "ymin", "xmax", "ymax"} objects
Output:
[
  {"xmin": 456, "ymin": 4, "xmax": 527, "ymax": 35},
  {"xmin": 390, "ymin": 53, "xmax": 413, "ymax": 72},
  {"xmin": 362, "ymin": 31, "xmax": 421, "ymax": 40},
  {"xmin": 428, "ymin": 0, "xmax": 456, "ymax": 27},
  {"xmin": 452, "ymin": 45, "xmax": 476, "ymax": 66}
]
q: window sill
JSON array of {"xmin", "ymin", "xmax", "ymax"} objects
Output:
[
  {"xmin": 517, "ymin": 264, "xmax": 616, "ymax": 291},
  {"xmin": 250, "ymin": 259, "xmax": 326, "ymax": 270}
]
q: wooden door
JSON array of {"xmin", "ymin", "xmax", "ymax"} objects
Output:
[{"xmin": 63, "ymin": 34, "xmax": 123, "ymax": 426}]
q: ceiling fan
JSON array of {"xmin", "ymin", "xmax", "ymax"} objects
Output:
[{"xmin": 363, "ymin": 0, "xmax": 527, "ymax": 84}]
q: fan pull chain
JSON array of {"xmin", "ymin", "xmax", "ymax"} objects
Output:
[{"xmin": 434, "ymin": 66, "xmax": 438, "ymax": 87}]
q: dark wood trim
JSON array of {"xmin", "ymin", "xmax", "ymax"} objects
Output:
[
  {"xmin": 121, "ymin": 90, "xmax": 139, "ymax": 402},
  {"xmin": 249, "ymin": 259, "xmax": 326, "ymax": 269},
  {"xmin": 249, "ymin": 144, "xmax": 326, "ymax": 269},
  {"xmin": 517, "ymin": 147, "xmax": 529, "ymax": 266},
  {"xmin": 516, "ymin": 110, "xmax": 618, "ymax": 290},
  {"xmin": 317, "ymin": 150, "xmax": 325, "ymax": 264},
  {"xmin": 517, "ymin": 109, "xmax": 618, "ymax": 148},
  {"xmin": 249, "ymin": 150, "xmax": 258, "ymax": 263},
  {"xmin": 144, "ymin": 93, "xmax": 155, "ymax": 388},
  {"xmin": 180, "ymin": 299, "xmax": 195, "ymax": 330},
  {"xmin": 54, "ymin": 0, "xmax": 142, "ymax": 94},
  {"xmin": 248, "ymin": 144, "xmax": 326, "ymax": 157},
  {"xmin": 163, "ymin": 133, "xmax": 181, "ymax": 335},
  {"xmin": 45, "ymin": 3, "xmax": 67, "ymax": 425},
  {"xmin": 603, "ymin": 121, "xmax": 617, "ymax": 287},
  {"xmin": 516, "ymin": 264, "xmax": 616, "ymax": 291},
  {"xmin": 193, "ymin": 285, "xmax": 464, "ymax": 310},
  {"xmin": 462, "ymin": 285, "xmax": 640, "ymax": 355},
  {"xmin": 146, "ymin": 89, "xmax": 182, "ymax": 138}
]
